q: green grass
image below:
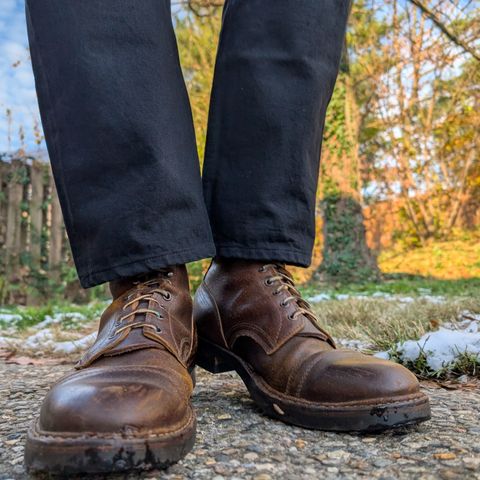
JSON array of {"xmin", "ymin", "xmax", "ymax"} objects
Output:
[
  {"xmin": 0, "ymin": 301, "xmax": 105, "ymax": 331},
  {"xmin": 312, "ymin": 297, "xmax": 480, "ymax": 349},
  {"xmin": 2, "ymin": 275, "xmax": 479, "ymax": 380},
  {"xmin": 300, "ymin": 274, "xmax": 480, "ymax": 298},
  {"xmin": 312, "ymin": 296, "xmax": 480, "ymax": 379}
]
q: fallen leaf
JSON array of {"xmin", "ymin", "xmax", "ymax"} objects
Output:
[
  {"xmin": 433, "ymin": 452, "xmax": 456, "ymax": 460},
  {"xmin": 438, "ymin": 379, "xmax": 480, "ymax": 390}
]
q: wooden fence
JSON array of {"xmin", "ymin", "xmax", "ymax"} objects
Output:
[{"xmin": 0, "ymin": 155, "xmax": 68, "ymax": 301}]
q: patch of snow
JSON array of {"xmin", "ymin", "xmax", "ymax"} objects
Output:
[
  {"xmin": 308, "ymin": 293, "xmax": 332, "ymax": 302},
  {"xmin": 0, "ymin": 313, "xmax": 22, "ymax": 323},
  {"xmin": 308, "ymin": 292, "xmax": 446, "ymax": 305},
  {"xmin": 371, "ymin": 292, "xmax": 390, "ymax": 298},
  {"xmin": 0, "ymin": 328, "xmax": 96, "ymax": 355},
  {"xmin": 35, "ymin": 312, "xmax": 87, "ymax": 329},
  {"xmin": 0, "ymin": 335, "xmax": 19, "ymax": 349},
  {"xmin": 398, "ymin": 296, "xmax": 415, "ymax": 303},
  {"xmin": 50, "ymin": 332, "xmax": 96, "ymax": 354},
  {"xmin": 458, "ymin": 310, "xmax": 480, "ymax": 323},
  {"xmin": 24, "ymin": 328, "xmax": 56, "ymax": 349},
  {"xmin": 421, "ymin": 295, "xmax": 445, "ymax": 304},
  {"xmin": 375, "ymin": 314, "xmax": 480, "ymax": 372},
  {"xmin": 336, "ymin": 338, "xmax": 375, "ymax": 351}
]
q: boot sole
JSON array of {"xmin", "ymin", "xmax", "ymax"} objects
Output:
[
  {"xmin": 197, "ymin": 337, "xmax": 431, "ymax": 432},
  {"xmin": 24, "ymin": 407, "xmax": 196, "ymax": 475}
]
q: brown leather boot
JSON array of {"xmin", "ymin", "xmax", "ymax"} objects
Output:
[
  {"xmin": 194, "ymin": 259, "xmax": 430, "ymax": 432},
  {"xmin": 25, "ymin": 266, "xmax": 196, "ymax": 474}
]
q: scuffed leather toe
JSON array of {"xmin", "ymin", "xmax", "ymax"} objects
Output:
[
  {"xmin": 38, "ymin": 366, "xmax": 192, "ymax": 434},
  {"xmin": 296, "ymin": 350, "xmax": 420, "ymax": 403}
]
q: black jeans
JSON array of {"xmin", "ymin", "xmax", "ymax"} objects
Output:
[{"xmin": 26, "ymin": 0, "xmax": 350, "ymax": 288}]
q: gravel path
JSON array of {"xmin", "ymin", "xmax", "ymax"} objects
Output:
[{"xmin": 1, "ymin": 362, "xmax": 479, "ymax": 480}]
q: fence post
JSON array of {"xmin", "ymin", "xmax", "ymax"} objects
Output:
[
  {"xmin": 49, "ymin": 180, "xmax": 63, "ymax": 280},
  {"xmin": 30, "ymin": 160, "xmax": 44, "ymax": 270},
  {"xmin": 5, "ymin": 160, "xmax": 24, "ymax": 279},
  {"xmin": 0, "ymin": 161, "xmax": 8, "ymax": 250}
]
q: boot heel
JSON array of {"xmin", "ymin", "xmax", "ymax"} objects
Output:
[{"xmin": 196, "ymin": 338, "xmax": 234, "ymax": 374}]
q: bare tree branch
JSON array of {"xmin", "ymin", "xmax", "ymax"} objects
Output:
[{"xmin": 407, "ymin": 0, "xmax": 480, "ymax": 61}]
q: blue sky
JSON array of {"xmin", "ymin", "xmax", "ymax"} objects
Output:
[
  {"xmin": 0, "ymin": 0, "xmax": 185, "ymax": 155},
  {"xmin": 0, "ymin": 0, "xmax": 41, "ymax": 153}
]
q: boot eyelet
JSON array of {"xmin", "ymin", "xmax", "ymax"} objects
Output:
[
  {"xmin": 258, "ymin": 266, "xmax": 266, "ymax": 272},
  {"xmin": 273, "ymin": 290, "xmax": 280, "ymax": 296},
  {"xmin": 264, "ymin": 278, "xmax": 273, "ymax": 286},
  {"xmin": 163, "ymin": 292, "xmax": 172, "ymax": 301},
  {"xmin": 288, "ymin": 313, "xmax": 295, "ymax": 320},
  {"xmin": 280, "ymin": 301, "xmax": 288, "ymax": 308}
]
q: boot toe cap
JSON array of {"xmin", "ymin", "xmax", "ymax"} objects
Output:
[
  {"xmin": 299, "ymin": 350, "xmax": 420, "ymax": 403},
  {"xmin": 37, "ymin": 367, "xmax": 192, "ymax": 435}
]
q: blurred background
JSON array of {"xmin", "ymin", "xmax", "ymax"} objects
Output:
[{"xmin": 0, "ymin": 0, "xmax": 479, "ymax": 303}]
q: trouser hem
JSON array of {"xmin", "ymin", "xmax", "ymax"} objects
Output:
[
  {"xmin": 214, "ymin": 244, "xmax": 311, "ymax": 268},
  {"xmin": 78, "ymin": 243, "xmax": 216, "ymax": 288}
]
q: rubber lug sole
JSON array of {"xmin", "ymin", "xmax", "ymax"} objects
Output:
[{"xmin": 24, "ymin": 409, "xmax": 196, "ymax": 475}]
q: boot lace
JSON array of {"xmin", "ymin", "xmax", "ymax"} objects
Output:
[
  {"xmin": 114, "ymin": 270, "xmax": 173, "ymax": 337},
  {"xmin": 259, "ymin": 263, "xmax": 319, "ymax": 323}
]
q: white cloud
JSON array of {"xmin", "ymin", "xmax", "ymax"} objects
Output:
[
  {"xmin": 0, "ymin": 0, "xmax": 17, "ymax": 15},
  {"xmin": 2, "ymin": 40, "xmax": 26, "ymax": 63}
]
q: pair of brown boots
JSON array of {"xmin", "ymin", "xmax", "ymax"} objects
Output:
[{"xmin": 25, "ymin": 259, "xmax": 430, "ymax": 474}]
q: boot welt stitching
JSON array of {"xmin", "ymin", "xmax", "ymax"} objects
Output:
[
  {"xmin": 294, "ymin": 353, "xmax": 324, "ymax": 398},
  {"xmin": 285, "ymin": 351, "xmax": 323, "ymax": 396},
  {"xmin": 258, "ymin": 372, "xmax": 427, "ymax": 409}
]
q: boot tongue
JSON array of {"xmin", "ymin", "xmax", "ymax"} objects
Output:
[
  {"xmin": 109, "ymin": 266, "xmax": 189, "ymax": 299},
  {"xmin": 109, "ymin": 271, "xmax": 167, "ymax": 299},
  {"xmin": 109, "ymin": 278, "xmax": 135, "ymax": 299}
]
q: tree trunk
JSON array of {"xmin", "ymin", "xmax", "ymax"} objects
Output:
[{"xmin": 317, "ymin": 62, "xmax": 379, "ymax": 283}]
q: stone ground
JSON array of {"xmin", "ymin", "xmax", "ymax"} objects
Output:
[{"xmin": 0, "ymin": 362, "xmax": 479, "ymax": 480}]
